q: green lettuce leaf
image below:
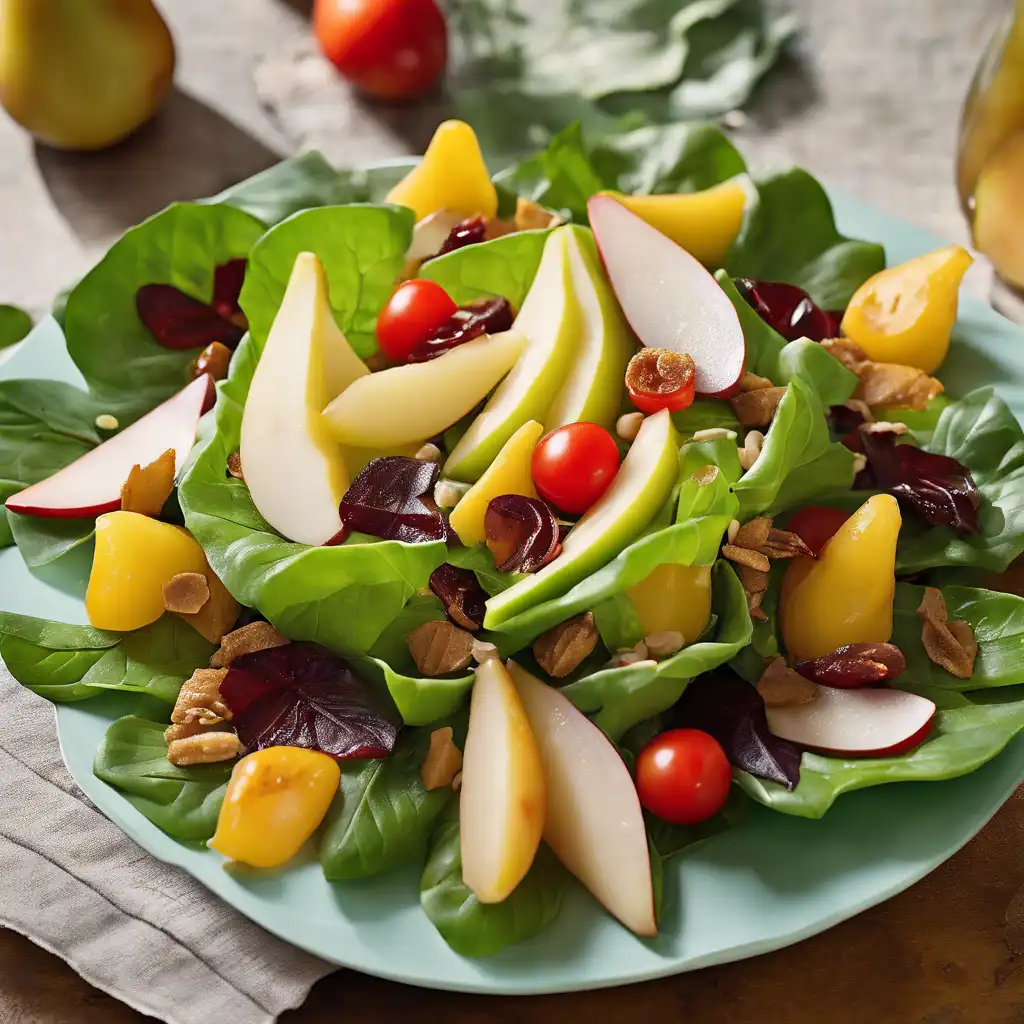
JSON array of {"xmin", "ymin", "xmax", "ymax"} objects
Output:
[
  {"xmin": 179, "ymin": 337, "xmax": 445, "ymax": 656},
  {"xmin": 63, "ymin": 203, "xmax": 266, "ymax": 421},
  {"xmin": 672, "ymin": 398, "xmax": 741, "ymax": 439},
  {"xmin": 0, "ymin": 305, "xmax": 32, "ymax": 350}
]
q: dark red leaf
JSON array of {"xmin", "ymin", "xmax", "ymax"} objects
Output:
[
  {"xmin": 429, "ymin": 563, "xmax": 487, "ymax": 631},
  {"xmin": 221, "ymin": 641, "xmax": 401, "ymax": 759},
  {"xmin": 407, "ymin": 298, "xmax": 515, "ymax": 363},
  {"xmin": 484, "ymin": 494, "xmax": 560, "ymax": 573},
  {"xmin": 735, "ymin": 279, "xmax": 841, "ymax": 342},
  {"xmin": 339, "ymin": 456, "xmax": 454, "ymax": 544},
  {"xmin": 668, "ymin": 670, "xmax": 802, "ymax": 790},
  {"xmin": 212, "ymin": 258, "xmax": 248, "ymax": 327},
  {"xmin": 859, "ymin": 431, "xmax": 982, "ymax": 534}
]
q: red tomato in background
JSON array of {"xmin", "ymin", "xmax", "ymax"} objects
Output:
[
  {"xmin": 636, "ymin": 729, "xmax": 732, "ymax": 825},
  {"xmin": 531, "ymin": 422, "xmax": 621, "ymax": 515},
  {"xmin": 785, "ymin": 505, "xmax": 852, "ymax": 557},
  {"xmin": 376, "ymin": 279, "xmax": 457, "ymax": 363},
  {"xmin": 313, "ymin": 0, "xmax": 448, "ymax": 101}
]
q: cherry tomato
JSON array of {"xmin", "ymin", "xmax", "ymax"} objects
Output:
[
  {"xmin": 531, "ymin": 422, "xmax": 621, "ymax": 515},
  {"xmin": 785, "ymin": 505, "xmax": 852, "ymax": 557},
  {"xmin": 376, "ymin": 279, "xmax": 457, "ymax": 363},
  {"xmin": 625, "ymin": 348, "xmax": 696, "ymax": 414},
  {"xmin": 636, "ymin": 729, "xmax": 731, "ymax": 826},
  {"xmin": 313, "ymin": 0, "xmax": 448, "ymax": 102}
]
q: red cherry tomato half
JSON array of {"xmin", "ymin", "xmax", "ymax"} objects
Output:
[
  {"xmin": 635, "ymin": 728, "xmax": 732, "ymax": 826},
  {"xmin": 785, "ymin": 505, "xmax": 852, "ymax": 557},
  {"xmin": 376, "ymin": 279, "xmax": 457, "ymax": 364},
  {"xmin": 531, "ymin": 422, "xmax": 621, "ymax": 515},
  {"xmin": 313, "ymin": 0, "xmax": 448, "ymax": 101}
]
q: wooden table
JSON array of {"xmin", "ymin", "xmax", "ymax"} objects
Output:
[{"xmin": 0, "ymin": 1, "xmax": 1021, "ymax": 1020}]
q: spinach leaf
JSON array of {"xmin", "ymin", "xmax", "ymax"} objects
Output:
[
  {"xmin": 726, "ymin": 168, "xmax": 886, "ymax": 310},
  {"xmin": 420, "ymin": 819, "xmax": 569, "ymax": 957},
  {"xmin": 63, "ymin": 203, "xmax": 266, "ymax": 421},
  {"xmin": 179, "ymin": 337, "xmax": 446, "ymax": 656},
  {"xmin": 8, "ymin": 510, "xmax": 95, "ymax": 568},
  {"xmin": 0, "ymin": 305, "xmax": 31, "ymax": 350},
  {"xmin": 0, "ymin": 639, "xmax": 107, "ymax": 702},
  {"xmin": 93, "ymin": 716, "xmax": 230, "ymax": 841},
  {"xmin": 646, "ymin": 787, "xmax": 750, "ymax": 859}
]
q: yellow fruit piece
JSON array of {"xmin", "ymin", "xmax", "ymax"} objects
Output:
[
  {"xmin": 174, "ymin": 566, "xmax": 240, "ymax": 644},
  {"xmin": 209, "ymin": 747, "xmax": 340, "ymax": 869},
  {"xmin": 626, "ymin": 562, "xmax": 712, "ymax": 640},
  {"xmin": 385, "ymin": 120, "xmax": 498, "ymax": 222},
  {"xmin": 972, "ymin": 131, "xmax": 1024, "ymax": 289},
  {"xmin": 86, "ymin": 512, "xmax": 208, "ymax": 632},
  {"xmin": 119, "ymin": 448, "xmax": 176, "ymax": 517},
  {"xmin": 841, "ymin": 246, "xmax": 974, "ymax": 374},
  {"xmin": 780, "ymin": 494, "xmax": 901, "ymax": 662},
  {"xmin": 598, "ymin": 179, "xmax": 748, "ymax": 266},
  {"xmin": 448, "ymin": 420, "xmax": 543, "ymax": 546}
]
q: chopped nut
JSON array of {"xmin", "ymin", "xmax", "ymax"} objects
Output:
[
  {"xmin": 692, "ymin": 427, "xmax": 738, "ymax": 442},
  {"xmin": 822, "ymin": 338, "xmax": 943, "ymax": 410},
  {"xmin": 843, "ymin": 398, "xmax": 875, "ymax": 423},
  {"xmin": 738, "ymin": 429, "xmax": 764, "ymax": 471},
  {"xmin": 692, "ymin": 464, "xmax": 720, "ymax": 486},
  {"xmin": 171, "ymin": 668, "xmax": 230, "ymax": 726},
  {"xmin": 515, "ymin": 196, "xmax": 563, "ymax": 232},
  {"xmin": 533, "ymin": 612, "xmax": 599, "ymax": 678},
  {"xmin": 211, "ymin": 621, "xmax": 290, "ymax": 668},
  {"xmin": 645, "ymin": 630, "xmax": 685, "ymax": 659},
  {"xmin": 162, "ymin": 572, "xmax": 211, "ymax": 615},
  {"xmin": 434, "ymin": 479, "xmax": 470, "ymax": 509},
  {"xmin": 415, "ymin": 442, "xmax": 442, "ymax": 462},
  {"xmin": 451, "ymin": 770, "xmax": 464, "ymax": 793},
  {"xmin": 737, "ymin": 563, "xmax": 769, "ymax": 594},
  {"xmin": 722, "ymin": 543, "xmax": 771, "ymax": 572},
  {"xmin": 727, "ymin": 519, "xmax": 740, "ymax": 544},
  {"xmin": 616, "ymin": 411, "xmax": 645, "ymax": 441},
  {"xmin": 120, "ymin": 448, "xmax": 176, "ymax": 516},
  {"xmin": 760, "ymin": 527, "xmax": 814, "ymax": 560},
  {"xmin": 164, "ymin": 721, "xmax": 218, "ymax": 744},
  {"xmin": 740, "ymin": 371, "xmax": 774, "ymax": 392},
  {"xmin": 860, "ymin": 420, "xmax": 910, "ymax": 436},
  {"xmin": 167, "ymin": 730, "xmax": 243, "ymax": 766},
  {"xmin": 406, "ymin": 620, "xmax": 474, "ymax": 676},
  {"xmin": 917, "ymin": 587, "xmax": 977, "ymax": 679},
  {"xmin": 471, "ymin": 639, "xmax": 499, "ymax": 664},
  {"xmin": 747, "ymin": 589, "xmax": 768, "ymax": 621},
  {"xmin": 421, "ymin": 727, "xmax": 463, "ymax": 791},
  {"xmin": 606, "ymin": 640, "xmax": 650, "ymax": 669},
  {"xmin": 757, "ymin": 657, "xmax": 818, "ymax": 707},
  {"xmin": 730, "ymin": 386, "xmax": 787, "ymax": 428},
  {"xmin": 227, "ymin": 451, "xmax": 244, "ymax": 480},
  {"xmin": 95, "ymin": 413, "xmax": 119, "ymax": 431},
  {"xmin": 734, "ymin": 516, "xmax": 772, "ymax": 549}
]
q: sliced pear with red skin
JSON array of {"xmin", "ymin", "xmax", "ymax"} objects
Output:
[
  {"xmin": 460, "ymin": 656, "xmax": 546, "ymax": 904},
  {"xmin": 508, "ymin": 661, "xmax": 657, "ymax": 936},
  {"xmin": 444, "ymin": 228, "xmax": 582, "ymax": 482},
  {"xmin": 320, "ymin": 330, "xmax": 525, "ymax": 449},
  {"xmin": 588, "ymin": 194, "xmax": 746, "ymax": 398},
  {"xmin": 5, "ymin": 373, "xmax": 209, "ymax": 519},
  {"xmin": 240, "ymin": 252, "xmax": 350, "ymax": 547}
]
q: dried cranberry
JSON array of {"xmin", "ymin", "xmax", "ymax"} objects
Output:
[
  {"xmin": 795, "ymin": 642, "xmax": 907, "ymax": 688},
  {"xmin": 339, "ymin": 456, "xmax": 453, "ymax": 544},
  {"xmin": 625, "ymin": 348, "xmax": 696, "ymax": 414},
  {"xmin": 735, "ymin": 279, "xmax": 842, "ymax": 342},
  {"xmin": 432, "ymin": 215, "xmax": 487, "ymax": 259},
  {"xmin": 429, "ymin": 563, "xmax": 488, "ymax": 631},
  {"xmin": 220, "ymin": 641, "xmax": 400, "ymax": 759},
  {"xmin": 406, "ymin": 297, "xmax": 515, "ymax": 363},
  {"xmin": 485, "ymin": 495, "xmax": 560, "ymax": 573},
  {"xmin": 211, "ymin": 259, "xmax": 248, "ymax": 327}
]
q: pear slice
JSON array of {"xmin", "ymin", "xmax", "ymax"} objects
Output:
[
  {"xmin": 509, "ymin": 661, "xmax": 657, "ymax": 936},
  {"xmin": 320, "ymin": 330, "xmax": 525, "ymax": 449},
  {"xmin": 444, "ymin": 228, "xmax": 582, "ymax": 482},
  {"xmin": 544, "ymin": 226, "xmax": 637, "ymax": 432},
  {"xmin": 239, "ymin": 252, "xmax": 350, "ymax": 547},
  {"xmin": 484, "ymin": 409, "xmax": 680, "ymax": 629}
]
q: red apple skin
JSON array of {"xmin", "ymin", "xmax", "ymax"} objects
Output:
[{"xmin": 802, "ymin": 708, "xmax": 936, "ymax": 759}]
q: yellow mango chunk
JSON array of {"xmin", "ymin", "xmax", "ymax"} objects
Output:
[
  {"xmin": 86, "ymin": 512, "xmax": 208, "ymax": 632},
  {"xmin": 780, "ymin": 494, "xmax": 901, "ymax": 661},
  {"xmin": 626, "ymin": 562, "xmax": 712, "ymax": 640},
  {"xmin": 449, "ymin": 420, "xmax": 543, "ymax": 546},
  {"xmin": 209, "ymin": 747, "xmax": 340, "ymax": 868},
  {"xmin": 174, "ymin": 566, "xmax": 240, "ymax": 644},
  {"xmin": 972, "ymin": 131, "xmax": 1024, "ymax": 290},
  {"xmin": 598, "ymin": 178, "xmax": 747, "ymax": 266},
  {"xmin": 385, "ymin": 120, "xmax": 498, "ymax": 222},
  {"xmin": 841, "ymin": 246, "xmax": 974, "ymax": 374}
]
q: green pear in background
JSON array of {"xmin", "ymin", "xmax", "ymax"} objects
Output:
[{"xmin": 0, "ymin": 0, "xmax": 175, "ymax": 150}]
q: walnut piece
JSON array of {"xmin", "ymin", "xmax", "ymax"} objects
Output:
[
  {"xmin": 917, "ymin": 587, "xmax": 977, "ymax": 679},
  {"xmin": 515, "ymin": 197, "xmax": 562, "ymax": 232},
  {"xmin": 227, "ymin": 451, "xmax": 244, "ymax": 480},
  {"xmin": 162, "ymin": 572, "xmax": 211, "ymax": 615},
  {"xmin": 167, "ymin": 730, "xmax": 244, "ymax": 767},
  {"xmin": 760, "ymin": 527, "xmax": 814, "ymax": 560},
  {"xmin": 757, "ymin": 657, "xmax": 818, "ymax": 707},
  {"xmin": 211, "ymin": 621, "xmax": 290, "ymax": 668},
  {"xmin": 165, "ymin": 721, "xmax": 217, "ymax": 744},
  {"xmin": 737, "ymin": 563, "xmax": 769, "ymax": 594},
  {"xmin": 406, "ymin": 620, "xmax": 474, "ymax": 676},
  {"xmin": 729, "ymin": 386, "xmax": 787, "ymax": 428},
  {"xmin": 171, "ymin": 668, "xmax": 230, "ymax": 726},
  {"xmin": 822, "ymin": 338, "xmax": 944, "ymax": 410},
  {"xmin": 120, "ymin": 448, "xmax": 176, "ymax": 517},
  {"xmin": 734, "ymin": 516, "xmax": 772, "ymax": 549},
  {"xmin": 533, "ymin": 612, "xmax": 599, "ymax": 678},
  {"xmin": 421, "ymin": 726, "xmax": 463, "ymax": 791},
  {"xmin": 739, "ymin": 371, "xmax": 774, "ymax": 392}
]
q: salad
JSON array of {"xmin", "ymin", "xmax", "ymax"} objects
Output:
[{"xmin": 2, "ymin": 118, "xmax": 1024, "ymax": 959}]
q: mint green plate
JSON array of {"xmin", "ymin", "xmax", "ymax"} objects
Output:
[{"xmin": 2, "ymin": 189, "xmax": 1022, "ymax": 993}]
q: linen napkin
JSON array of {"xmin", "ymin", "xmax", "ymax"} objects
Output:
[{"xmin": 0, "ymin": 666, "xmax": 335, "ymax": 1024}]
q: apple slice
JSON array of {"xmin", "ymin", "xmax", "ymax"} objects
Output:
[
  {"xmin": 766, "ymin": 685, "xmax": 937, "ymax": 758},
  {"xmin": 460, "ymin": 656, "xmax": 546, "ymax": 904},
  {"xmin": 508, "ymin": 661, "xmax": 657, "ymax": 936},
  {"xmin": 5, "ymin": 373, "xmax": 209, "ymax": 519},
  {"xmin": 588, "ymin": 193, "xmax": 746, "ymax": 397}
]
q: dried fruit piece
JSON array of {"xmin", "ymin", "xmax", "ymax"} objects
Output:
[
  {"xmin": 211, "ymin": 259, "xmax": 248, "ymax": 325},
  {"xmin": 821, "ymin": 338, "xmax": 943, "ymax": 410},
  {"xmin": 421, "ymin": 726, "xmax": 464, "ymax": 790},
  {"xmin": 339, "ymin": 456, "xmax": 452, "ymax": 544},
  {"xmin": 170, "ymin": 667, "xmax": 230, "ymax": 726},
  {"xmin": 118, "ymin": 448, "xmax": 176, "ymax": 517},
  {"xmin": 729, "ymin": 386, "xmax": 787, "ymax": 428},
  {"xmin": 211, "ymin": 621, "xmax": 290, "ymax": 668},
  {"xmin": 428, "ymin": 563, "xmax": 487, "ymax": 632},
  {"xmin": 406, "ymin": 297, "xmax": 515, "ymax": 363},
  {"xmin": 484, "ymin": 494, "xmax": 560, "ymax": 573},
  {"xmin": 625, "ymin": 348, "xmax": 696, "ymax": 414},
  {"xmin": 737, "ymin": 563, "xmax": 769, "ymax": 594},
  {"xmin": 162, "ymin": 572, "xmax": 211, "ymax": 615},
  {"xmin": 722, "ymin": 544, "xmax": 771, "ymax": 572},
  {"xmin": 735, "ymin": 278, "xmax": 841, "ymax": 341},
  {"xmin": 227, "ymin": 451, "xmax": 244, "ymax": 480},
  {"xmin": 406, "ymin": 620, "xmax": 474, "ymax": 676},
  {"xmin": 188, "ymin": 341, "xmax": 233, "ymax": 384},
  {"xmin": 917, "ymin": 587, "xmax": 977, "ymax": 679},
  {"xmin": 795, "ymin": 642, "xmax": 907, "ymax": 687},
  {"xmin": 434, "ymin": 215, "xmax": 487, "ymax": 258},
  {"xmin": 757, "ymin": 657, "xmax": 818, "ymax": 708},
  {"xmin": 533, "ymin": 612, "xmax": 599, "ymax": 678},
  {"xmin": 747, "ymin": 589, "xmax": 768, "ymax": 622},
  {"xmin": 167, "ymin": 730, "xmax": 243, "ymax": 766}
]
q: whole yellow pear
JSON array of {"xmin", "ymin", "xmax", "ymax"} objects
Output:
[{"xmin": 0, "ymin": 0, "xmax": 175, "ymax": 150}]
